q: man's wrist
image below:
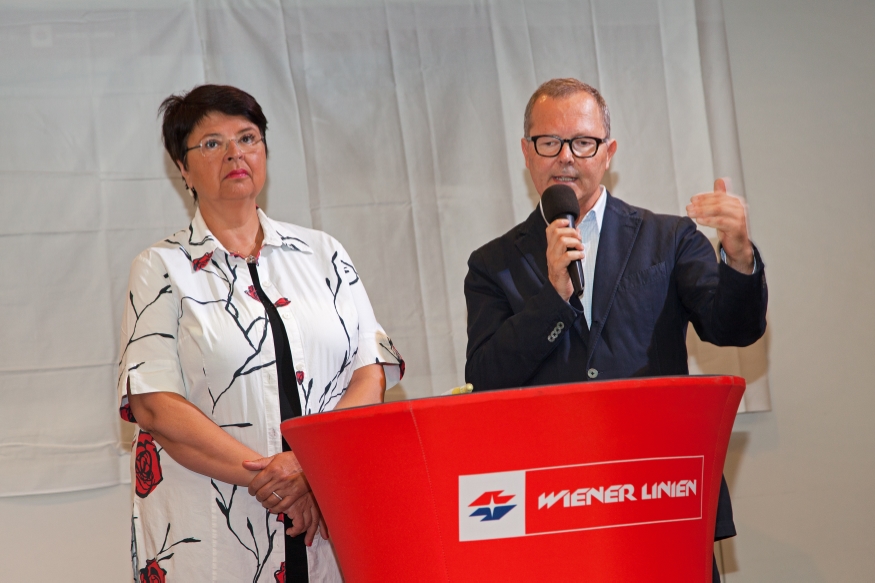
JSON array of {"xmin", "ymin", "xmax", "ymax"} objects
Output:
[{"xmin": 720, "ymin": 246, "xmax": 756, "ymax": 275}]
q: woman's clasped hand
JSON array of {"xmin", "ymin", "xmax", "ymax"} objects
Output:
[{"xmin": 244, "ymin": 453, "xmax": 329, "ymax": 544}]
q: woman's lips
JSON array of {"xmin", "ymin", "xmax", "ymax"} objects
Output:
[{"xmin": 225, "ymin": 169, "xmax": 249, "ymax": 179}]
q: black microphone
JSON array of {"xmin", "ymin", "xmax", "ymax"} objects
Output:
[{"xmin": 541, "ymin": 184, "xmax": 584, "ymax": 297}]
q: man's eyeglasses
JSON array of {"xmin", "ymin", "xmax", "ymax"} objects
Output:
[
  {"xmin": 526, "ymin": 135, "xmax": 608, "ymax": 158},
  {"xmin": 185, "ymin": 132, "xmax": 264, "ymax": 159}
]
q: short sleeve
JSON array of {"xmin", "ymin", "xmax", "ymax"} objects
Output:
[
  {"xmin": 116, "ymin": 251, "xmax": 186, "ymax": 421},
  {"xmin": 338, "ymin": 246, "xmax": 405, "ymax": 389}
]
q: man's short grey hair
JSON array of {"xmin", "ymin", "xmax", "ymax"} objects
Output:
[{"xmin": 523, "ymin": 78, "xmax": 611, "ymax": 139}]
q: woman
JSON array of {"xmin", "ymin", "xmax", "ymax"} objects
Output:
[{"xmin": 117, "ymin": 85, "xmax": 404, "ymax": 582}]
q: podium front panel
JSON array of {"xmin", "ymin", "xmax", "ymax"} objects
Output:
[{"xmin": 281, "ymin": 375, "xmax": 744, "ymax": 582}]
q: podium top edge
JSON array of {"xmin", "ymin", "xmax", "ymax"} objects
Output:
[{"xmin": 282, "ymin": 375, "xmax": 745, "ymax": 429}]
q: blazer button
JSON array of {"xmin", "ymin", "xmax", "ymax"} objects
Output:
[{"xmin": 587, "ymin": 368, "xmax": 598, "ymax": 379}]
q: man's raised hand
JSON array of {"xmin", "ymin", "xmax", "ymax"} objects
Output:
[{"xmin": 686, "ymin": 178, "xmax": 755, "ymax": 274}]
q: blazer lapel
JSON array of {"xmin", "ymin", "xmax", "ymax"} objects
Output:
[
  {"xmin": 514, "ymin": 208, "xmax": 549, "ymax": 285},
  {"xmin": 515, "ymin": 207, "xmax": 590, "ymax": 340},
  {"xmin": 589, "ymin": 193, "xmax": 642, "ymax": 354}
]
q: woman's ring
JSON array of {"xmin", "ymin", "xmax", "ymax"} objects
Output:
[{"xmin": 272, "ymin": 491, "xmax": 283, "ymax": 501}]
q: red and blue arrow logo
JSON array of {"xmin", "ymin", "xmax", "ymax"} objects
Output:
[{"xmin": 468, "ymin": 490, "xmax": 516, "ymax": 521}]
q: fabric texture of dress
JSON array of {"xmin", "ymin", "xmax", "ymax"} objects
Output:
[{"xmin": 116, "ymin": 208, "xmax": 404, "ymax": 582}]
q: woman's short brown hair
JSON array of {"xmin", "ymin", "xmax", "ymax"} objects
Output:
[{"xmin": 159, "ymin": 84, "xmax": 268, "ymax": 171}]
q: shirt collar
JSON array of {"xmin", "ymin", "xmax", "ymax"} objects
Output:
[
  {"xmin": 584, "ymin": 185, "xmax": 608, "ymax": 233},
  {"xmin": 188, "ymin": 207, "xmax": 218, "ymax": 254},
  {"xmin": 257, "ymin": 208, "xmax": 284, "ymax": 249},
  {"xmin": 258, "ymin": 208, "xmax": 313, "ymax": 254},
  {"xmin": 188, "ymin": 207, "xmax": 312, "ymax": 258}
]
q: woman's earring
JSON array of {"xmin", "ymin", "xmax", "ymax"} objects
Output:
[{"xmin": 183, "ymin": 181, "xmax": 197, "ymax": 200}]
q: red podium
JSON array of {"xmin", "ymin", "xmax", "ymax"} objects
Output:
[{"xmin": 281, "ymin": 376, "xmax": 744, "ymax": 582}]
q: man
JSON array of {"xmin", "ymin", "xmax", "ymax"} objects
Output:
[{"xmin": 464, "ymin": 78, "xmax": 767, "ymax": 581}]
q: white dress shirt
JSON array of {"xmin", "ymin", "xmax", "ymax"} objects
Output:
[{"xmin": 577, "ymin": 185, "xmax": 608, "ymax": 326}]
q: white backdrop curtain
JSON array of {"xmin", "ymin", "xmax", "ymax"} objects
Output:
[{"xmin": 0, "ymin": 0, "xmax": 769, "ymax": 497}]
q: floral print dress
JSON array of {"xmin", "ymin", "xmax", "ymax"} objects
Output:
[{"xmin": 117, "ymin": 208, "xmax": 404, "ymax": 582}]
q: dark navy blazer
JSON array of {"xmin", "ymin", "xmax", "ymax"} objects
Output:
[{"xmin": 464, "ymin": 192, "xmax": 767, "ymax": 540}]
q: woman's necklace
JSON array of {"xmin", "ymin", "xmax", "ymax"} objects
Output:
[
  {"xmin": 226, "ymin": 227, "xmax": 263, "ymax": 264},
  {"xmin": 227, "ymin": 247, "xmax": 258, "ymax": 263},
  {"xmin": 226, "ymin": 245, "xmax": 259, "ymax": 264},
  {"xmin": 205, "ymin": 210, "xmax": 263, "ymax": 263}
]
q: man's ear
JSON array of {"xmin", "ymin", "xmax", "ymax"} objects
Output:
[
  {"xmin": 521, "ymin": 137, "xmax": 532, "ymax": 171},
  {"xmin": 604, "ymin": 139, "xmax": 618, "ymax": 169}
]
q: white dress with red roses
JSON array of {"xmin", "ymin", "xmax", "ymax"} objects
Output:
[{"xmin": 116, "ymin": 208, "xmax": 404, "ymax": 582}]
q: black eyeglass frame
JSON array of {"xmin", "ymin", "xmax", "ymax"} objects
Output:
[{"xmin": 526, "ymin": 135, "xmax": 609, "ymax": 159}]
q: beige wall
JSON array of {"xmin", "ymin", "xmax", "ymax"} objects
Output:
[
  {"xmin": 0, "ymin": 484, "xmax": 131, "ymax": 581},
  {"xmin": 2, "ymin": 0, "xmax": 874, "ymax": 580},
  {"xmin": 717, "ymin": 0, "xmax": 875, "ymax": 580}
]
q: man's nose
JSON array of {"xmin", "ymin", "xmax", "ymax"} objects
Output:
[{"xmin": 556, "ymin": 141, "xmax": 575, "ymax": 162}]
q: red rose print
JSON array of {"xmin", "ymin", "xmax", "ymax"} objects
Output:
[
  {"xmin": 135, "ymin": 432, "xmax": 164, "ymax": 498},
  {"xmin": 274, "ymin": 297, "xmax": 291, "ymax": 307},
  {"xmin": 139, "ymin": 559, "xmax": 167, "ymax": 583},
  {"xmin": 191, "ymin": 251, "xmax": 213, "ymax": 271},
  {"xmin": 119, "ymin": 402, "xmax": 137, "ymax": 423},
  {"xmin": 245, "ymin": 285, "xmax": 260, "ymax": 301},
  {"xmin": 295, "ymin": 371, "xmax": 304, "ymax": 385},
  {"xmin": 274, "ymin": 562, "xmax": 285, "ymax": 583},
  {"xmin": 137, "ymin": 525, "xmax": 199, "ymax": 580},
  {"xmin": 276, "ymin": 513, "xmax": 285, "ymax": 523}
]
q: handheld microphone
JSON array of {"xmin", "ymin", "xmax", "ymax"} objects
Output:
[{"xmin": 541, "ymin": 184, "xmax": 584, "ymax": 296}]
